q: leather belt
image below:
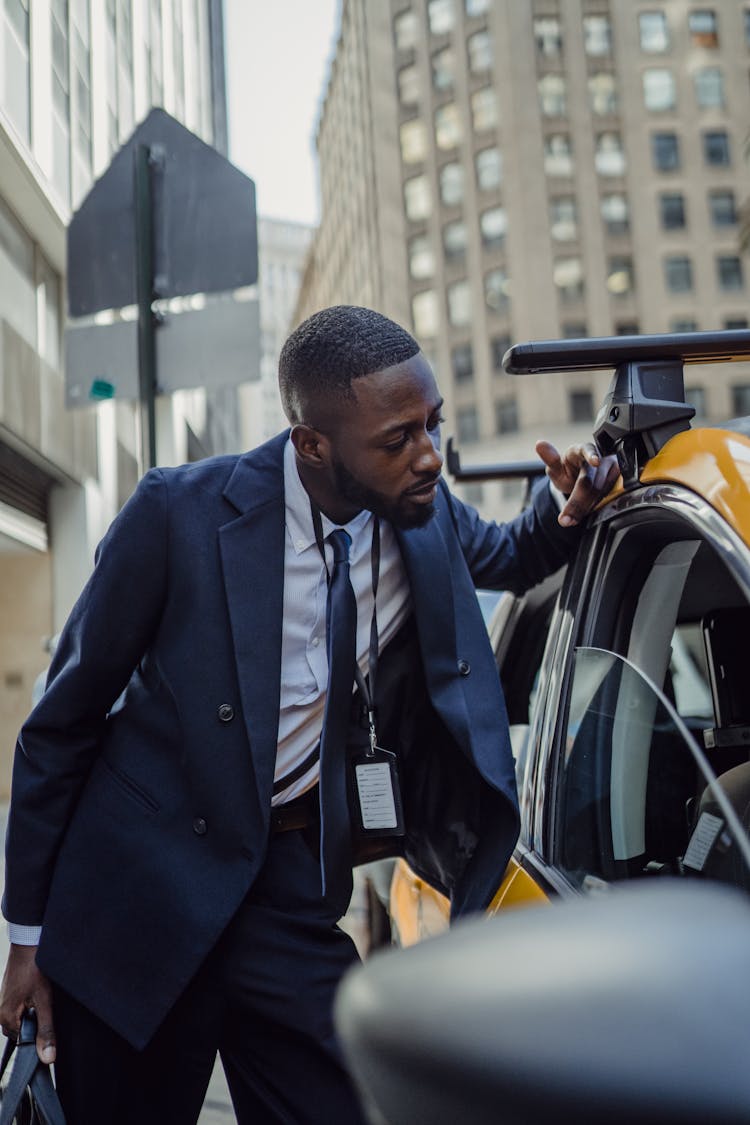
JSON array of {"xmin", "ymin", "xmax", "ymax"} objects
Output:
[{"xmin": 270, "ymin": 786, "xmax": 320, "ymax": 834}]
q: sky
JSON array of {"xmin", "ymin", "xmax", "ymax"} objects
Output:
[{"xmin": 223, "ymin": 0, "xmax": 341, "ymax": 227}]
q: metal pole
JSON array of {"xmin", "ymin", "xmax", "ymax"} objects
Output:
[{"xmin": 134, "ymin": 143, "xmax": 158, "ymax": 470}]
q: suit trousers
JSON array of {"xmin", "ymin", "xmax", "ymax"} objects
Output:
[{"xmin": 51, "ymin": 826, "xmax": 367, "ymax": 1124}]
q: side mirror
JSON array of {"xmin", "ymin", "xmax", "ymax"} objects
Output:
[{"xmin": 335, "ymin": 882, "xmax": 750, "ymax": 1124}]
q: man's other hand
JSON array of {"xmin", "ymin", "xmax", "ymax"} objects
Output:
[
  {"xmin": 536, "ymin": 440, "xmax": 620, "ymax": 527},
  {"xmin": 0, "ymin": 945, "xmax": 56, "ymax": 1065}
]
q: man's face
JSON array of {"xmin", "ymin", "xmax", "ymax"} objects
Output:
[{"xmin": 324, "ymin": 353, "xmax": 444, "ymax": 530}]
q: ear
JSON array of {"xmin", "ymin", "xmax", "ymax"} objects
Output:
[{"xmin": 291, "ymin": 423, "xmax": 331, "ymax": 468}]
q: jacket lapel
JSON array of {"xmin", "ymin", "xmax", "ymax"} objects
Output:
[{"xmin": 219, "ymin": 433, "xmax": 288, "ymax": 816}]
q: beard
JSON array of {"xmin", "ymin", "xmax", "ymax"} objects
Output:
[{"xmin": 331, "ymin": 456, "xmax": 437, "ymax": 530}]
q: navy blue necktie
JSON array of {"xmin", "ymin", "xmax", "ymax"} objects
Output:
[{"xmin": 319, "ymin": 528, "xmax": 357, "ymax": 912}]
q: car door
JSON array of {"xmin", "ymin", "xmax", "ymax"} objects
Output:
[{"xmin": 524, "ymin": 476, "xmax": 750, "ymax": 899}]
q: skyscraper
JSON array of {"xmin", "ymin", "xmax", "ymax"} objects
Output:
[{"xmin": 297, "ymin": 0, "xmax": 750, "ymax": 514}]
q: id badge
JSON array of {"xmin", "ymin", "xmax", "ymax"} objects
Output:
[{"xmin": 350, "ymin": 744, "xmax": 405, "ymax": 837}]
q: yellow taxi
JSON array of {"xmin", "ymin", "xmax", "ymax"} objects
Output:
[{"xmin": 389, "ymin": 329, "xmax": 750, "ymax": 946}]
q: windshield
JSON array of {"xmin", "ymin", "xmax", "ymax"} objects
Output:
[{"xmin": 555, "ymin": 647, "xmax": 750, "ymax": 894}]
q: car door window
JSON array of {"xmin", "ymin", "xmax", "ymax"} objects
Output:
[
  {"xmin": 557, "ymin": 647, "xmax": 750, "ymax": 892},
  {"xmin": 550, "ymin": 501, "xmax": 750, "ymax": 895}
]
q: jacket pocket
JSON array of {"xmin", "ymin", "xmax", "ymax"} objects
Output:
[{"xmin": 101, "ymin": 759, "xmax": 161, "ymax": 814}]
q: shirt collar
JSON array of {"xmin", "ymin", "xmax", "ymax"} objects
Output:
[{"xmin": 284, "ymin": 437, "xmax": 373, "ymax": 555}]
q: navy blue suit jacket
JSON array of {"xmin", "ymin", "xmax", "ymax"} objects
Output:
[{"xmin": 3, "ymin": 432, "xmax": 575, "ymax": 1047}]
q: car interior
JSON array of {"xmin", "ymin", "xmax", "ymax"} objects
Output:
[{"xmin": 555, "ymin": 508, "xmax": 750, "ymax": 895}]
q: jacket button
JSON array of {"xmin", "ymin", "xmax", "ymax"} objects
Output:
[
  {"xmin": 458, "ymin": 659, "xmax": 471, "ymax": 676},
  {"xmin": 193, "ymin": 818, "xmax": 207, "ymax": 836},
  {"xmin": 217, "ymin": 703, "xmax": 234, "ymax": 722}
]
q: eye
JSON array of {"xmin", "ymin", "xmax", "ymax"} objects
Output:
[
  {"xmin": 428, "ymin": 414, "xmax": 445, "ymax": 432},
  {"xmin": 383, "ymin": 432, "xmax": 409, "ymax": 452}
]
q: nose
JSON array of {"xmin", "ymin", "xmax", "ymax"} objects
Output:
[{"xmin": 415, "ymin": 430, "xmax": 443, "ymax": 475}]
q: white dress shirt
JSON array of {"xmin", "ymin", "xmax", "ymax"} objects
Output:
[{"xmin": 274, "ymin": 438, "xmax": 411, "ymax": 802}]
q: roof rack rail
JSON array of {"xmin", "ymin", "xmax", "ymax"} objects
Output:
[{"xmin": 503, "ymin": 330, "xmax": 750, "ymax": 488}]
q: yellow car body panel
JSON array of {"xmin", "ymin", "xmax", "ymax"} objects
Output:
[{"xmin": 610, "ymin": 428, "xmax": 750, "ymax": 546}]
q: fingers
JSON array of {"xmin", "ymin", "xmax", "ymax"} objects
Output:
[
  {"xmin": 0, "ymin": 946, "xmax": 56, "ymax": 1065},
  {"xmin": 558, "ymin": 452, "xmax": 620, "ymax": 527}
]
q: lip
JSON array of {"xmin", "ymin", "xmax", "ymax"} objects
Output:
[{"xmin": 406, "ymin": 479, "xmax": 439, "ymax": 501}]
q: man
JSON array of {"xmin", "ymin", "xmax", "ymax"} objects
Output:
[{"xmin": 0, "ymin": 306, "xmax": 617, "ymax": 1123}]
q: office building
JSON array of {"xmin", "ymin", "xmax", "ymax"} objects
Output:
[
  {"xmin": 0, "ymin": 0, "xmax": 228, "ymax": 788},
  {"xmin": 297, "ymin": 0, "xmax": 750, "ymax": 514}
]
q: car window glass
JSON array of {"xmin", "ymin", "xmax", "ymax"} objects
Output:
[{"xmin": 557, "ymin": 647, "xmax": 750, "ymax": 895}]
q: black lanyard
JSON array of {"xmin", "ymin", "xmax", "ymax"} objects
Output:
[{"xmin": 311, "ymin": 500, "xmax": 381, "ymax": 754}]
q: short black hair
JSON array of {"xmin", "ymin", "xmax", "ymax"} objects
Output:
[{"xmin": 278, "ymin": 305, "xmax": 420, "ymax": 425}]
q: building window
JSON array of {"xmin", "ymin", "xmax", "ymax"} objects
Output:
[
  {"xmin": 643, "ymin": 68, "xmax": 676, "ymax": 111},
  {"xmin": 435, "ymin": 102, "xmax": 462, "ymax": 150},
  {"xmin": 394, "ymin": 9, "xmax": 419, "ymax": 51},
  {"xmin": 443, "ymin": 219, "xmax": 467, "ymax": 260},
  {"xmin": 544, "ymin": 134, "xmax": 573, "ymax": 177},
  {"xmin": 439, "ymin": 161, "xmax": 464, "ymax": 207},
  {"xmin": 708, "ymin": 189, "xmax": 736, "ymax": 227},
  {"xmin": 538, "ymin": 73, "xmax": 567, "ymax": 117},
  {"xmin": 589, "ymin": 72, "xmax": 618, "ymax": 116},
  {"xmin": 703, "ymin": 129, "xmax": 730, "ymax": 166},
  {"xmin": 685, "ymin": 386, "xmax": 706, "ymax": 420},
  {"xmin": 495, "ymin": 398, "xmax": 519, "ymax": 434},
  {"xmin": 432, "ymin": 47, "xmax": 455, "ymax": 92},
  {"xmin": 569, "ymin": 390, "xmax": 594, "ymax": 422},
  {"xmin": 36, "ymin": 253, "xmax": 61, "ymax": 368},
  {"xmin": 689, "ymin": 9, "xmax": 719, "ymax": 48},
  {"xmin": 584, "ymin": 15, "xmax": 612, "ymax": 55},
  {"xmin": 428, "ymin": 0, "xmax": 454, "ymax": 36},
  {"xmin": 2, "ymin": 0, "xmax": 31, "ymax": 140},
  {"xmin": 652, "ymin": 131, "xmax": 680, "ymax": 171},
  {"xmin": 400, "ymin": 119, "xmax": 428, "ymax": 164},
  {"xmin": 551, "ymin": 196, "xmax": 578, "ymax": 241},
  {"xmin": 595, "ymin": 133, "xmax": 626, "ymax": 176},
  {"xmin": 562, "ymin": 322, "xmax": 587, "ymax": 338},
  {"xmin": 601, "ymin": 193, "xmax": 629, "ymax": 235},
  {"xmin": 694, "ymin": 67, "xmax": 724, "ymax": 109},
  {"xmin": 491, "ymin": 334, "xmax": 511, "ymax": 369},
  {"xmin": 671, "ymin": 318, "xmax": 699, "ymax": 332},
  {"xmin": 615, "ymin": 321, "xmax": 640, "ymax": 335},
  {"xmin": 480, "ymin": 206, "xmax": 507, "ymax": 248},
  {"xmin": 534, "ymin": 17, "xmax": 562, "ymax": 57},
  {"xmin": 412, "ymin": 290, "xmax": 440, "ymax": 338},
  {"xmin": 717, "ymin": 256, "xmax": 744, "ymax": 291},
  {"xmin": 607, "ymin": 256, "xmax": 635, "ymax": 296},
  {"xmin": 554, "ymin": 257, "xmax": 585, "ymax": 301},
  {"xmin": 665, "ymin": 255, "xmax": 693, "ymax": 293},
  {"xmin": 485, "ymin": 268, "xmax": 511, "ymax": 311},
  {"xmin": 463, "ymin": 483, "xmax": 484, "ymax": 506},
  {"xmin": 0, "ymin": 191, "xmax": 37, "ymax": 349},
  {"xmin": 409, "ymin": 235, "xmax": 435, "ymax": 279},
  {"xmin": 468, "ymin": 29, "xmax": 493, "ymax": 72},
  {"xmin": 451, "ymin": 343, "xmax": 474, "ymax": 382},
  {"xmin": 398, "ymin": 65, "xmax": 420, "ymax": 105},
  {"xmin": 731, "ymin": 385, "xmax": 750, "ymax": 415},
  {"xmin": 456, "ymin": 406, "xmax": 480, "ymax": 444},
  {"xmin": 471, "ymin": 87, "xmax": 497, "ymax": 132},
  {"xmin": 465, "ymin": 0, "xmax": 490, "ymax": 14},
  {"xmin": 448, "ymin": 279, "xmax": 471, "ymax": 326},
  {"xmin": 725, "ymin": 316, "xmax": 748, "ymax": 329},
  {"xmin": 660, "ymin": 192, "xmax": 686, "ymax": 229},
  {"xmin": 404, "ymin": 175, "xmax": 432, "ymax": 221},
  {"xmin": 476, "ymin": 146, "xmax": 503, "ymax": 191},
  {"xmin": 639, "ymin": 11, "xmax": 670, "ymax": 53}
]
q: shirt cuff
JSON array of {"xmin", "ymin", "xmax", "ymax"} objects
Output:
[{"xmin": 7, "ymin": 923, "xmax": 42, "ymax": 946}]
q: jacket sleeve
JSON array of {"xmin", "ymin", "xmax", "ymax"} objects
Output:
[
  {"xmin": 444, "ymin": 477, "xmax": 583, "ymax": 595},
  {"xmin": 3, "ymin": 469, "xmax": 169, "ymax": 926}
]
